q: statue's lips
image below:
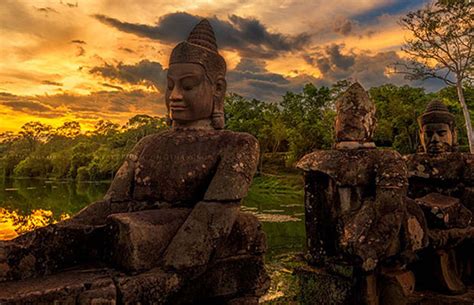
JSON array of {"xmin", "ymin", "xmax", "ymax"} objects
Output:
[{"xmin": 170, "ymin": 103, "xmax": 187, "ymax": 110}]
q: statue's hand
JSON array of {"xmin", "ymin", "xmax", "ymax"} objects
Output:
[{"xmin": 162, "ymin": 201, "xmax": 239, "ymax": 271}]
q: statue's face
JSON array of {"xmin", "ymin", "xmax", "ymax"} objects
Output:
[
  {"xmin": 335, "ymin": 110, "xmax": 375, "ymax": 142},
  {"xmin": 421, "ymin": 123, "xmax": 453, "ymax": 154},
  {"xmin": 166, "ymin": 63, "xmax": 213, "ymax": 122}
]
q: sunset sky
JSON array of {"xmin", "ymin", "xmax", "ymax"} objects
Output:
[{"xmin": 0, "ymin": 0, "xmax": 445, "ymax": 132}]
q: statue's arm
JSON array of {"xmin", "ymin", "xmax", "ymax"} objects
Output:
[
  {"xmin": 353, "ymin": 151, "xmax": 408, "ymax": 271},
  {"xmin": 162, "ymin": 201, "xmax": 240, "ymax": 270},
  {"xmin": 68, "ymin": 136, "xmax": 152, "ymax": 226},
  {"xmin": 162, "ymin": 133, "xmax": 260, "ymax": 271}
]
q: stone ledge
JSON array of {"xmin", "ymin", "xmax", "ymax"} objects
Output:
[{"xmin": 0, "ymin": 266, "xmax": 118, "ymax": 305}]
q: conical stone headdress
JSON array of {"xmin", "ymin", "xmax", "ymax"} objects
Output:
[
  {"xmin": 419, "ymin": 100, "xmax": 455, "ymax": 127},
  {"xmin": 170, "ymin": 19, "xmax": 226, "ymax": 82}
]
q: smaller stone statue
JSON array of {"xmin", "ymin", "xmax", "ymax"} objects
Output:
[
  {"xmin": 404, "ymin": 100, "xmax": 474, "ymax": 295},
  {"xmin": 297, "ymin": 83, "xmax": 415, "ymax": 305}
]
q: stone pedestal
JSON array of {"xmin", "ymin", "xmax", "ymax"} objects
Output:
[
  {"xmin": 0, "ymin": 209, "xmax": 269, "ymax": 304},
  {"xmin": 0, "ymin": 266, "xmax": 118, "ymax": 305}
]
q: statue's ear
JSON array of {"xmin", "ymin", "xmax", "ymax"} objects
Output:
[
  {"xmin": 452, "ymin": 127, "xmax": 458, "ymax": 147},
  {"xmin": 214, "ymin": 76, "xmax": 226, "ymax": 100}
]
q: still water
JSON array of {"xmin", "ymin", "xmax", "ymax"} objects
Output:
[{"xmin": 0, "ymin": 176, "xmax": 305, "ymax": 257}]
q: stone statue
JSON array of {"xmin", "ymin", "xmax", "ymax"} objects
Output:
[
  {"xmin": 0, "ymin": 19, "xmax": 269, "ymax": 305},
  {"xmin": 297, "ymin": 83, "xmax": 416, "ymax": 305},
  {"xmin": 404, "ymin": 100, "xmax": 474, "ymax": 295}
]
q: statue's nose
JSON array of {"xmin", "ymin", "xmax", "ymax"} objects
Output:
[
  {"xmin": 169, "ymin": 87, "xmax": 183, "ymax": 101},
  {"xmin": 431, "ymin": 133, "xmax": 440, "ymax": 142}
]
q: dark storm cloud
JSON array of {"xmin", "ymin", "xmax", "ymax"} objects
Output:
[
  {"xmin": 303, "ymin": 43, "xmax": 444, "ymax": 91},
  {"xmin": 93, "ymin": 12, "xmax": 310, "ymax": 59},
  {"xmin": 228, "ymin": 58, "xmax": 289, "ymax": 85},
  {"xmin": 227, "ymin": 58, "xmax": 318, "ymax": 101},
  {"xmin": 2, "ymin": 100, "xmax": 53, "ymax": 113},
  {"xmin": 333, "ymin": 19, "xmax": 353, "ymax": 36},
  {"xmin": 0, "ymin": 93, "xmax": 62, "ymax": 118},
  {"xmin": 0, "ymin": 87, "xmax": 166, "ymax": 121},
  {"xmin": 305, "ymin": 44, "xmax": 355, "ymax": 73},
  {"xmin": 89, "ymin": 60, "xmax": 167, "ymax": 92}
]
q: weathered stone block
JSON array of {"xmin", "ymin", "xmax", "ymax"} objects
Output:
[
  {"xmin": 215, "ymin": 213, "xmax": 266, "ymax": 259},
  {"xmin": 415, "ymin": 193, "xmax": 472, "ymax": 229},
  {"xmin": 170, "ymin": 254, "xmax": 270, "ymax": 305},
  {"xmin": 0, "ymin": 267, "xmax": 117, "ymax": 305},
  {"xmin": 107, "ymin": 208, "xmax": 191, "ymax": 272}
]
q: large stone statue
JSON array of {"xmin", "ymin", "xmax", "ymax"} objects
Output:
[
  {"xmin": 404, "ymin": 100, "xmax": 474, "ymax": 295},
  {"xmin": 296, "ymin": 83, "xmax": 417, "ymax": 305},
  {"xmin": 0, "ymin": 19, "xmax": 269, "ymax": 305}
]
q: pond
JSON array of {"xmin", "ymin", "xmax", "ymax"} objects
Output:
[{"xmin": 0, "ymin": 175, "xmax": 306, "ymax": 259}]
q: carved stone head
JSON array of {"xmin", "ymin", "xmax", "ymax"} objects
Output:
[
  {"xmin": 334, "ymin": 82, "xmax": 376, "ymax": 149},
  {"xmin": 418, "ymin": 100, "xmax": 457, "ymax": 154},
  {"xmin": 166, "ymin": 19, "xmax": 227, "ymax": 129}
]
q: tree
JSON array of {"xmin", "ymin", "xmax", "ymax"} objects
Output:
[
  {"xmin": 370, "ymin": 84, "xmax": 433, "ymax": 153},
  {"xmin": 91, "ymin": 120, "xmax": 120, "ymax": 137},
  {"xmin": 396, "ymin": 0, "xmax": 474, "ymax": 152},
  {"xmin": 19, "ymin": 121, "xmax": 53, "ymax": 151},
  {"xmin": 55, "ymin": 121, "xmax": 81, "ymax": 138},
  {"xmin": 280, "ymin": 84, "xmax": 334, "ymax": 164}
]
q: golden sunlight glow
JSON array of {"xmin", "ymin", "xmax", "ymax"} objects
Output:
[
  {"xmin": 0, "ymin": 208, "xmax": 70, "ymax": 241},
  {"xmin": 0, "ymin": 0, "xmax": 421, "ymax": 133},
  {"xmin": 338, "ymin": 26, "xmax": 406, "ymax": 52}
]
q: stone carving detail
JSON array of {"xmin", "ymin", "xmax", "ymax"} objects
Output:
[
  {"xmin": 297, "ymin": 83, "xmax": 413, "ymax": 305},
  {"xmin": 0, "ymin": 19, "xmax": 269, "ymax": 305},
  {"xmin": 405, "ymin": 100, "xmax": 474, "ymax": 296}
]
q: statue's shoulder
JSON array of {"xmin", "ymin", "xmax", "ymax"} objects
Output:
[
  {"xmin": 373, "ymin": 148, "xmax": 406, "ymax": 166},
  {"xmin": 296, "ymin": 149, "xmax": 394, "ymax": 172},
  {"xmin": 404, "ymin": 152, "xmax": 467, "ymax": 179},
  {"xmin": 376, "ymin": 148, "xmax": 402, "ymax": 160},
  {"xmin": 137, "ymin": 129, "xmax": 173, "ymax": 145},
  {"xmin": 218, "ymin": 130, "xmax": 259, "ymax": 152},
  {"xmin": 296, "ymin": 150, "xmax": 340, "ymax": 172}
]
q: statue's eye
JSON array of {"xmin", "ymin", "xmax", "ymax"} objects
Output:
[
  {"xmin": 438, "ymin": 131, "xmax": 447, "ymax": 136},
  {"xmin": 181, "ymin": 77, "xmax": 200, "ymax": 91},
  {"xmin": 426, "ymin": 131, "xmax": 434, "ymax": 138},
  {"xmin": 167, "ymin": 79, "xmax": 174, "ymax": 90}
]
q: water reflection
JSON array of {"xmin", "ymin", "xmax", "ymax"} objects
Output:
[
  {"xmin": 0, "ymin": 178, "xmax": 108, "ymax": 240},
  {"xmin": 0, "ymin": 208, "xmax": 69, "ymax": 240},
  {"xmin": 0, "ymin": 176, "xmax": 306, "ymax": 257}
]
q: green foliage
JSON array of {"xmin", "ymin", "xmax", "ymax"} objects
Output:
[
  {"xmin": 225, "ymin": 84, "xmax": 335, "ymax": 167},
  {"xmin": 1, "ymin": 84, "xmax": 472, "ymax": 179},
  {"xmin": 0, "ymin": 116, "xmax": 167, "ymax": 180},
  {"xmin": 14, "ymin": 156, "xmax": 53, "ymax": 177},
  {"xmin": 370, "ymin": 84, "xmax": 433, "ymax": 153},
  {"xmin": 277, "ymin": 84, "xmax": 335, "ymax": 164}
]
